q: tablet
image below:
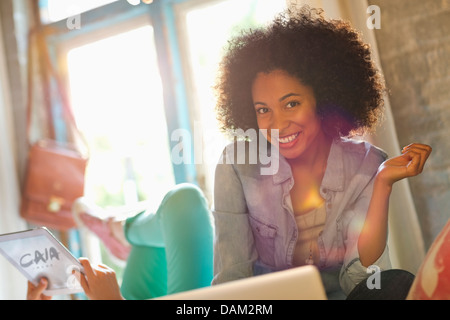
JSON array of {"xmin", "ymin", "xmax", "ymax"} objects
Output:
[{"xmin": 0, "ymin": 227, "xmax": 84, "ymax": 296}]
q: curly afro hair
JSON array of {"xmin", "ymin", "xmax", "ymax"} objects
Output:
[{"xmin": 214, "ymin": 6, "xmax": 386, "ymax": 139}]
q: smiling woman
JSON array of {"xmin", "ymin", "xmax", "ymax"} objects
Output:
[{"xmin": 212, "ymin": 6, "xmax": 432, "ymax": 300}]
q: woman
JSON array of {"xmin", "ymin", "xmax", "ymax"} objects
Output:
[
  {"xmin": 212, "ymin": 6, "xmax": 431, "ymax": 299},
  {"xmin": 28, "ymin": 6, "xmax": 431, "ymax": 301}
]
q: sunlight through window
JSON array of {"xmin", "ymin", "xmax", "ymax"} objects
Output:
[{"xmin": 67, "ymin": 25, "xmax": 175, "ymax": 212}]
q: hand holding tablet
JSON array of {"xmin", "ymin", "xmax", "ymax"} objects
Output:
[{"xmin": 0, "ymin": 227, "xmax": 84, "ymax": 296}]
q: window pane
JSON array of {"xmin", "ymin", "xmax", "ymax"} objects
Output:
[
  {"xmin": 67, "ymin": 25, "xmax": 175, "ymax": 212},
  {"xmin": 39, "ymin": 0, "xmax": 119, "ymax": 24},
  {"xmin": 184, "ymin": 0, "xmax": 287, "ymax": 195}
]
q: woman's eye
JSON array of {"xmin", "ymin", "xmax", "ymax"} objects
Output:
[
  {"xmin": 256, "ymin": 107, "xmax": 269, "ymax": 114},
  {"xmin": 286, "ymin": 101, "xmax": 300, "ymax": 108}
]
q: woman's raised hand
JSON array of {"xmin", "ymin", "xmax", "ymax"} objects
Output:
[{"xmin": 376, "ymin": 143, "xmax": 432, "ymax": 187}]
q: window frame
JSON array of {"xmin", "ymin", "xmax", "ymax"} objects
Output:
[{"xmin": 38, "ymin": 0, "xmax": 199, "ymax": 185}]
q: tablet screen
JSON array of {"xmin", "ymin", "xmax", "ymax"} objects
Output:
[{"xmin": 0, "ymin": 228, "xmax": 84, "ymax": 296}]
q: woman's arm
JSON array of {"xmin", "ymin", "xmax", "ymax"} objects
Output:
[
  {"xmin": 212, "ymin": 145, "xmax": 257, "ymax": 284},
  {"xmin": 358, "ymin": 143, "xmax": 432, "ymax": 267}
]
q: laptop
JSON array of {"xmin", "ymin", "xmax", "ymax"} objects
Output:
[{"xmin": 158, "ymin": 265, "xmax": 327, "ymax": 300}]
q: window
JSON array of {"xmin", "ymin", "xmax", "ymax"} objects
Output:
[
  {"xmin": 66, "ymin": 25, "xmax": 175, "ymax": 211},
  {"xmin": 40, "ymin": 0, "xmax": 288, "ymax": 209}
]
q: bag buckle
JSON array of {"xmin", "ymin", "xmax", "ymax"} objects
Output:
[{"xmin": 47, "ymin": 196, "xmax": 65, "ymax": 213}]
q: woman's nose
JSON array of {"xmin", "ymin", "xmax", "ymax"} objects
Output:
[{"xmin": 270, "ymin": 110, "xmax": 289, "ymax": 131}]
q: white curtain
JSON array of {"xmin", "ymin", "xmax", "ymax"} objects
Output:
[
  {"xmin": 0, "ymin": 13, "xmax": 27, "ymax": 299},
  {"xmin": 288, "ymin": 0, "xmax": 426, "ymax": 273}
]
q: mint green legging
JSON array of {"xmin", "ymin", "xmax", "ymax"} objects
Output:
[{"xmin": 119, "ymin": 183, "xmax": 214, "ymax": 300}]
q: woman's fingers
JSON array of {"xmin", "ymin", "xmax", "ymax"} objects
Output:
[
  {"xmin": 75, "ymin": 269, "xmax": 90, "ymax": 295},
  {"xmin": 377, "ymin": 143, "xmax": 432, "ymax": 186},
  {"xmin": 402, "ymin": 143, "xmax": 432, "ymax": 174},
  {"xmin": 79, "ymin": 257, "xmax": 95, "ymax": 277},
  {"xmin": 401, "ymin": 143, "xmax": 432, "ymax": 158},
  {"xmin": 404, "ymin": 150, "xmax": 421, "ymax": 176},
  {"xmin": 97, "ymin": 263, "xmax": 112, "ymax": 271},
  {"xmin": 27, "ymin": 278, "xmax": 51, "ymax": 300},
  {"xmin": 77, "ymin": 258, "xmax": 94, "ymax": 295}
]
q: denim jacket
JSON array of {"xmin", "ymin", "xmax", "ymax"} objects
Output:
[{"xmin": 212, "ymin": 137, "xmax": 392, "ymax": 298}]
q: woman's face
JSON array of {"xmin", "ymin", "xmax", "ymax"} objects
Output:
[{"xmin": 252, "ymin": 69, "xmax": 324, "ymax": 160}]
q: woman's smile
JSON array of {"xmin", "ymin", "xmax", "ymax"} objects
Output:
[{"xmin": 277, "ymin": 131, "xmax": 301, "ymax": 148}]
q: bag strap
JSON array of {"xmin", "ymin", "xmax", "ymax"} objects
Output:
[
  {"xmin": 25, "ymin": 29, "xmax": 54, "ymax": 144},
  {"xmin": 26, "ymin": 28, "xmax": 89, "ymax": 157}
]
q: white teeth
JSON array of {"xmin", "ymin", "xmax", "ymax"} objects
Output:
[{"xmin": 278, "ymin": 132, "xmax": 300, "ymax": 144}]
